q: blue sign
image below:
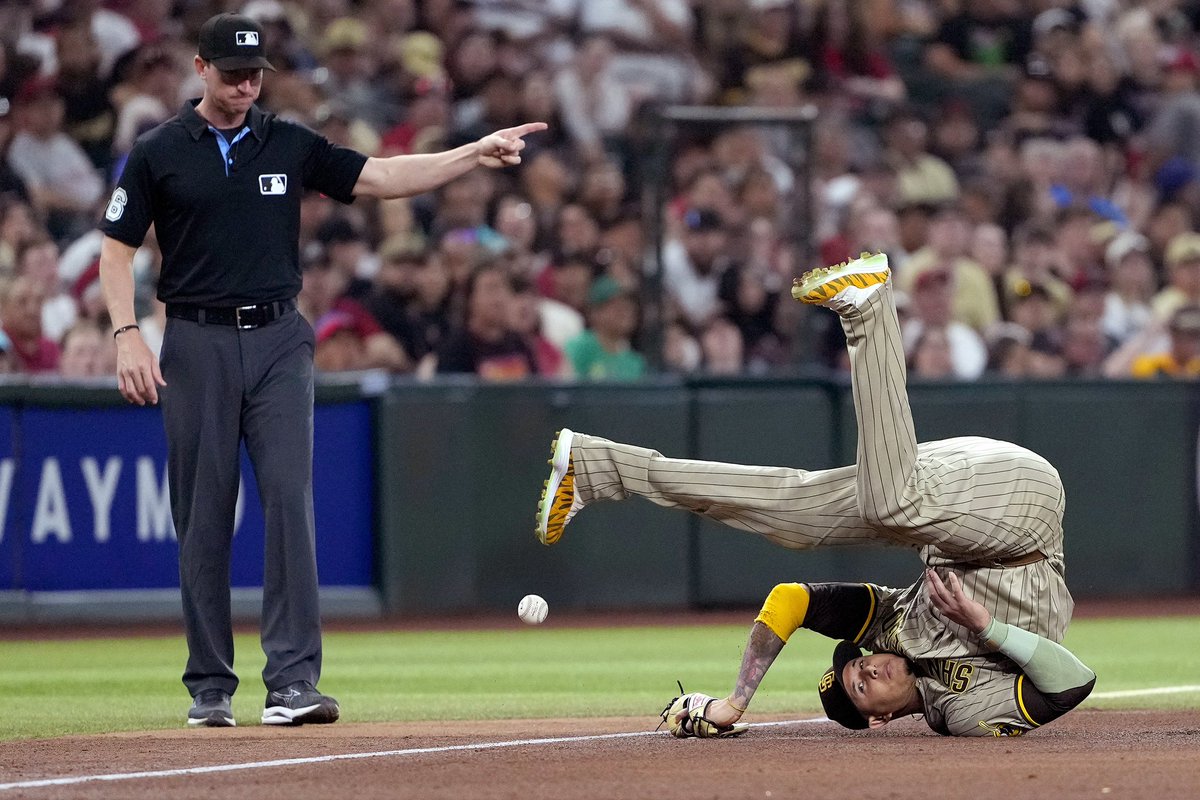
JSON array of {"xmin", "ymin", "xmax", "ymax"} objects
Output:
[{"xmin": 0, "ymin": 402, "xmax": 374, "ymax": 591}]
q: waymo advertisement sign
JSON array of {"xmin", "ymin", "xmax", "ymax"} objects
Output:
[{"xmin": 0, "ymin": 403, "xmax": 373, "ymax": 591}]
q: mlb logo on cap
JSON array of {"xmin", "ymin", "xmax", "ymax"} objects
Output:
[
  {"xmin": 198, "ymin": 13, "xmax": 276, "ymax": 71},
  {"xmin": 259, "ymin": 174, "xmax": 287, "ymax": 195}
]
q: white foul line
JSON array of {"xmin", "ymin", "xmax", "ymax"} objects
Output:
[
  {"xmin": 1089, "ymin": 684, "xmax": 1200, "ymax": 700},
  {"xmin": 0, "ymin": 718, "xmax": 832, "ymax": 792}
]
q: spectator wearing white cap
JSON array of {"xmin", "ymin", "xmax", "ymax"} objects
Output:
[{"xmin": 1101, "ymin": 230, "xmax": 1155, "ymax": 343}]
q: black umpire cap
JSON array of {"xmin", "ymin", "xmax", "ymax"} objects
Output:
[
  {"xmin": 198, "ymin": 13, "xmax": 276, "ymax": 71},
  {"xmin": 817, "ymin": 640, "xmax": 870, "ymax": 729}
]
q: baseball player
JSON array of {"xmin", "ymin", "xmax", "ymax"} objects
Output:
[
  {"xmin": 99, "ymin": 12, "xmax": 544, "ymax": 728},
  {"xmin": 535, "ymin": 253, "xmax": 1096, "ymax": 737}
]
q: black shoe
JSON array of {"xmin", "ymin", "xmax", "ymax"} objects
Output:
[
  {"xmin": 187, "ymin": 689, "xmax": 235, "ymax": 727},
  {"xmin": 262, "ymin": 681, "xmax": 340, "ymax": 725}
]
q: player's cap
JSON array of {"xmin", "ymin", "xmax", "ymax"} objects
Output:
[
  {"xmin": 198, "ymin": 13, "xmax": 276, "ymax": 72},
  {"xmin": 817, "ymin": 640, "xmax": 869, "ymax": 730}
]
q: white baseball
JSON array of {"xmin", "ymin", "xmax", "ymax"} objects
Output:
[{"xmin": 518, "ymin": 594, "xmax": 549, "ymax": 625}]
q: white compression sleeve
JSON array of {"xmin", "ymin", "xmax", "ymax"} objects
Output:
[{"xmin": 978, "ymin": 619, "xmax": 1096, "ymax": 694}]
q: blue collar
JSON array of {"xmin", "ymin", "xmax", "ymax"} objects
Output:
[{"xmin": 180, "ymin": 98, "xmax": 267, "ymax": 142}]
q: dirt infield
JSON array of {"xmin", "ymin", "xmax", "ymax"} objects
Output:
[{"xmin": 2, "ymin": 710, "xmax": 1198, "ymax": 800}]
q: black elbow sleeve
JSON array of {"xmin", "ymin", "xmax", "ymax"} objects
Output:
[{"xmin": 1017, "ymin": 675, "xmax": 1097, "ymax": 727}]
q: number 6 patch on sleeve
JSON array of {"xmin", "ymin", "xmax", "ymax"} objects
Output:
[{"xmin": 105, "ymin": 187, "xmax": 128, "ymax": 221}]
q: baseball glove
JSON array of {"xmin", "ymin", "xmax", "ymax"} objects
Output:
[{"xmin": 660, "ymin": 690, "xmax": 749, "ymax": 739}]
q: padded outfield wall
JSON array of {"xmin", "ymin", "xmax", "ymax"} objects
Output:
[{"xmin": 376, "ymin": 377, "xmax": 1200, "ymax": 612}]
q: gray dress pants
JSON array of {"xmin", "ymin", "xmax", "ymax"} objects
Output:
[{"xmin": 159, "ymin": 308, "xmax": 321, "ymax": 697}]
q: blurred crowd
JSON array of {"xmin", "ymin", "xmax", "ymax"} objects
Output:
[{"xmin": 4, "ymin": 0, "xmax": 1200, "ymax": 382}]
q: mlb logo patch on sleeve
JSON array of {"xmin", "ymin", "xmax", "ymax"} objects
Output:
[
  {"xmin": 236, "ymin": 31, "xmax": 259, "ymax": 46},
  {"xmin": 259, "ymin": 174, "xmax": 287, "ymax": 195}
]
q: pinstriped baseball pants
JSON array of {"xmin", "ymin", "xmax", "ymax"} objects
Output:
[{"xmin": 570, "ymin": 282, "xmax": 1067, "ymax": 567}]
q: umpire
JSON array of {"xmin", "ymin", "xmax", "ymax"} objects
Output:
[{"xmin": 99, "ymin": 12, "xmax": 545, "ymax": 728}]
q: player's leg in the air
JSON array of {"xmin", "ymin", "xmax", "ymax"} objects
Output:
[
  {"xmin": 795, "ymin": 255, "xmax": 1065, "ymax": 561},
  {"xmin": 794, "ymin": 254, "xmax": 915, "ymax": 532},
  {"xmin": 535, "ymin": 427, "xmax": 879, "ymax": 547}
]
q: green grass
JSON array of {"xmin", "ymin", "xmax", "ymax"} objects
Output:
[{"xmin": 1, "ymin": 616, "xmax": 1197, "ymax": 741}]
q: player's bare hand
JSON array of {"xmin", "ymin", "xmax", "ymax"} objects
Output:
[
  {"xmin": 925, "ymin": 568, "xmax": 991, "ymax": 634},
  {"xmin": 663, "ymin": 692, "xmax": 748, "ymax": 739},
  {"xmin": 674, "ymin": 696, "xmax": 742, "ymax": 729},
  {"xmin": 705, "ymin": 697, "xmax": 745, "ymax": 728},
  {"xmin": 476, "ymin": 122, "xmax": 547, "ymax": 168},
  {"xmin": 115, "ymin": 331, "xmax": 166, "ymax": 406}
]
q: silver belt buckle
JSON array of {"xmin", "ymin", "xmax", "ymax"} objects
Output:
[{"xmin": 235, "ymin": 304, "xmax": 257, "ymax": 329}]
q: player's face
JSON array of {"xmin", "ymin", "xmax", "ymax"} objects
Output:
[{"xmin": 841, "ymin": 653, "xmax": 917, "ymax": 718}]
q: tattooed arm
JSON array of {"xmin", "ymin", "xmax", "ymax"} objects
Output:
[
  {"xmin": 693, "ymin": 582, "xmax": 880, "ymax": 727},
  {"xmin": 702, "ymin": 622, "xmax": 788, "ymax": 727}
]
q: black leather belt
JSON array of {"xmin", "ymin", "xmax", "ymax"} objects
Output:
[{"xmin": 166, "ymin": 299, "xmax": 295, "ymax": 329}]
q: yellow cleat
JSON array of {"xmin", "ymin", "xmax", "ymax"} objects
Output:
[
  {"xmin": 535, "ymin": 428, "xmax": 582, "ymax": 545},
  {"xmin": 791, "ymin": 252, "xmax": 890, "ymax": 308}
]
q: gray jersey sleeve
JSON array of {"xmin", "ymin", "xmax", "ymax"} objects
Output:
[{"xmin": 918, "ymin": 662, "xmax": 1036, "ymax": 737}]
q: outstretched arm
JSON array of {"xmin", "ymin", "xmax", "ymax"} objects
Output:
[
  {"xmin": 695, "ymin": 622, "xmax": 786, "ymax": 728},
  {"xmin": 926, "ymin": 569, "xmax": 1096, "ymax": 721},
  {"xmin": 676, "ymin": 581, "xmax": 880, "ymax": 730},
  {"xmin": 353, "ymin": 122, "xmax": 547, "ymax": 199}
]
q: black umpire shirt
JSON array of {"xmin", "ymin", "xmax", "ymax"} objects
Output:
[{"xmin": 101, "ymin": 100, "xmax": 368, "ymax": 306}]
